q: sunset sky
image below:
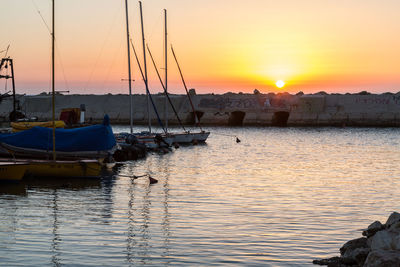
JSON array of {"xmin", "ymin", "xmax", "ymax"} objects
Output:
[{"xmin": 1, "ymin": 0, "xmax": 399, "ymax": 95}]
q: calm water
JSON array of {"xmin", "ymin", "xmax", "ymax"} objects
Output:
[{"xmin": 1, "ymin": 126, "xmax": 400, "ymax": 266}]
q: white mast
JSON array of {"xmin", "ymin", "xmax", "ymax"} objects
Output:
[
  {"xmin": 51, "ymin": 0, "xmax": 56, "ymax": 160},
  {"xmin": 139, "ymin": 1, "xmax": 151, "ymax": 133},
  {"xmin": 164, "ymin": 9, "xmax": 168, "ymax": 132},
  {"xmin": 125, "ymin": 0, "xmax": 133, "ymax": 134}
]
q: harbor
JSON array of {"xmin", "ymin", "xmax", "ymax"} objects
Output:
[{"xmin": 1, "ymin": 0, "xmax": 400, "ymax": 266}]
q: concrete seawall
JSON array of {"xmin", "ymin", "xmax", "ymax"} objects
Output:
[{"xmin": 1, "ymin": 91, "xmax": 400, "ymax": 126}]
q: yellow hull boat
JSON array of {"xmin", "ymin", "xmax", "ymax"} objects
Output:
[
  {"xmin": 25, "ymin": 159, "xmax": 102, "ymax": 178},
  {"xmin": 0, "ymin": 159, "xmax": 102, "ymax": 179},
  {"xmin": 0, "ymin": 162, "xmax": 29, "ymax": 181},
  {"xmin": 11, "ymin": 121, "xmax": 66, "ymax": 132}
]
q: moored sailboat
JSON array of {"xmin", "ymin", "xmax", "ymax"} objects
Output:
[
  {"xmin": 117, "ymin": 0, "xmax": 172, "ymax": 150},
  {"xmin": 147, "ymin": 10, "xmax": 210, "ymax": 144},
  {"xmin": 1, "ymin": 0, "xmax": 103, "ymax": 178}
]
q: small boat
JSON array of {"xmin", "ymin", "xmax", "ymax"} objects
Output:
[
  {"xmin": 115, "ymin": 132, "xmax": 173, "ymax": 150},
  {"xmin": 11, "ymin": 120, "xmax": 65, "ymax": 132},
  {"xmin": 166, "ymin": 130, "xmax": 210, "ymax": 144},
  {"xmin": 0, "ymin": 162, "xmax": 28, "ymax": 181},
  {"xmin": 0, "ymin": 115, "xmax": 116, "ymax": 160}
]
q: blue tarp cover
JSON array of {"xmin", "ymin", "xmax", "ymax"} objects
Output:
[{"xmin": 0, "ymin": 122, "xmax": 116, "ymax": 152}]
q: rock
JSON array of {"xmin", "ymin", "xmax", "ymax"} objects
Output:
[
  {"xmin": 392, "ymin": 234, "xmax": 400, "ymax": 250},
  {"xmin": 312, "ymin": 256, "xmax": 358, "ymax": 266},
  {"xmin": 364, "ymin": 249, "xmax": 400, "ymax": 267},
  {"xmin": 370, "ymin": 230, "xmax": 393, "ymax": 251},
  {"xmin": 389, "ymin": 221, "xmax": 400, "ymax": 234},
  {"xmin": 340, "ymin": 237, "xmax": 368, "ymax": 256},
  {"xmin": 313, "ymin": 257, "xmax": 341, "ymax": 265},
  {"xmin": 386, "ymin": 212, "xmax": 400, "ymax": 228},
  {"xmin": 342, "ymin": 247, "xmax": 370, "ymax": 266},
  {"xmin": 363, "ymin": 221, "xmax": 384, "ymax": 237}
]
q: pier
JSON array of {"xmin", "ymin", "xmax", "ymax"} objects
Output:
[{"xmin": 2, "ymin": 90, "xmax": 400, "ymax": 127}]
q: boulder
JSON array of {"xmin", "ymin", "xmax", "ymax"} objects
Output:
[
  {"xmin": 370, "ymin": 230, "xmax": 393, "ymax": 251},
  {"xmin": 340, "ymin": 237, "xmax": 368, "ymax": 256},
  {"xmin": 364, "ymin": 249, "xmax": 400, "ymax": 267},
  {"xmin": 343, "ymin": 247, "xmax": 370, "ymax": 266},
  {"xmin": 385, "ymin": 212, "xmax": 400, "ymax": 228},
  {"xmin": 362, "ymin": 221, "xmax": 384, "ymax": 237}
]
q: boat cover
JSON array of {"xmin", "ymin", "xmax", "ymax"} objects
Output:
[{"xmin": 0, "ymin": 115, "xmax": 116, "ymax": 152}]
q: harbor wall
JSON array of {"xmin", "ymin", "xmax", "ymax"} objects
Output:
[{"xmin": 1, "ymin": 91, "xmax": 400, "ymax": 126}]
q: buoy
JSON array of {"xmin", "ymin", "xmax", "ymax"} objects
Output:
[{"xmin": 149, "ymin": 175, "xmax": 158, "ymax": 184}]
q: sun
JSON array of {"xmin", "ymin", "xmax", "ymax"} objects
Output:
[{"xmin": 276, "ymin": 80, "xmax": 285, "ymax": 88}]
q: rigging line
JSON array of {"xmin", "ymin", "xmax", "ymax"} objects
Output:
[
  {"xmin": 130, "ymin": 39, "xmax": 166, "ymax": 133},
  {"xmin": 55, "ymin": 43, "xmax": 70, "ymax": 92},
  {"xmin": 4, "ymin": 45, "xmax": 10, "ymax": 58},
  {"xmin": 102, "ymin": 38, "xmax": 123, "ymax": 92},
  {"xmin": 4, "ymin": 63, "xmax": 9, "ymax": 93},
  {"xmin": 171, "ymin": 45, "xmax": 203, "ymax": 131},
  {"xmin": 147, "ymin": 12, "xmax": 163, "ymax": 43},
  {"xmin": 83, "ymin": 4, "xmax": 122, "ymax": 91},
  {"xmin": 146, "ymin": 43, "xmax": 186, "ymax": 131},
  {"xmin": 31, "ymin": 0, "xmax": 51, "ymax": 34}
]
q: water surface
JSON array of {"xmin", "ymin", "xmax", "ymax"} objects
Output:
[{"xmin": 1, "ymin": 126, "xmax": 399, "ymax": 266}]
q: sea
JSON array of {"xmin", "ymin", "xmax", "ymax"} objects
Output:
[{"xmin": 1, "ymin": 126, "xmax": 399, "ymax": 266}]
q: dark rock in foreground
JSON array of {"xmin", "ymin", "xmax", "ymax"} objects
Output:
[{"xmin": 313, "ymin": 212, "xmax": 400, "ymax": 267}]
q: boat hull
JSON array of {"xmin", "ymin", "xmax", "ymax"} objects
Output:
[
  {"xmin": 167, "ymin": 131, "xmax": 210, "ymax": 144},
  {"xmin": 191, "ymin": 131, "xmax": 210, "ymax": 143},
  {"xmin": 25, "ymin": 160, "xmax": 102, "ymax": 178},
  {"xmin": 0, "ymin": 143, "xmax": 113, "ymax": 160},
  {"xmin": 0, "ymin": 162, "xmax": 28, "ymax": 181},
  {"xmin": 115, "ymin": 132, "xmax": 173, "ymax": 149},
  {"xmin": 167, "ymin": 132, "xmax": 194, "ymax": 144}
]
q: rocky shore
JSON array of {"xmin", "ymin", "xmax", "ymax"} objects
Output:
[{"xmin": 313, "ymin": 212, "xmax": 400, "ymax": 266}]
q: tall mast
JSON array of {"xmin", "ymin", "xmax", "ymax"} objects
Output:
[
  {"xmin": 125, "ymin": 0, "xmax": 133, "ymax": 134},
  {"xmin": 51, "ymin": 0, "xmax": 56, "ymax": 160},
  {"xmin": 164, "ymin": 9, "xmax": 168, "ymax": 132},
  {"xmin": 139, "ymin": 1, "xmax": 151, "ymax": 133}
]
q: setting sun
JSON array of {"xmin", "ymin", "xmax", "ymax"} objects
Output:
[{"xmin": 276, "ymin": 80, "xmax": 285, "ymax": 88}]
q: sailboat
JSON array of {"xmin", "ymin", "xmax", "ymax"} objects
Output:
[
  {"xmin": 170, "ymin": 45, "xmax": 210, "ymax": 143},
  {"xmin": 0, "ymin": 0, "xmax": 105, "ymax": 178},
  {"xmin": 117, "ymin": 0, "xmax": 172, "ymax": 150},
  {"xmin": 147, "ymin": 9, "xmax": 209, "ymax": 144}
]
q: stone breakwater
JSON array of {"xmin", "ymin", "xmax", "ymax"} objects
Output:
[
  {"xmin": 1, "ymin": 91, "xmax": 400, "ymax": 126},
  {"xmin": 313, "ymin": 212, "xmax": 400, "ymax": 267}
]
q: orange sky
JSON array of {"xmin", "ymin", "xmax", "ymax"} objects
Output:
[{"xmin": 1, "ymin": 0, "xmax": 399, "ymax": 95}]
